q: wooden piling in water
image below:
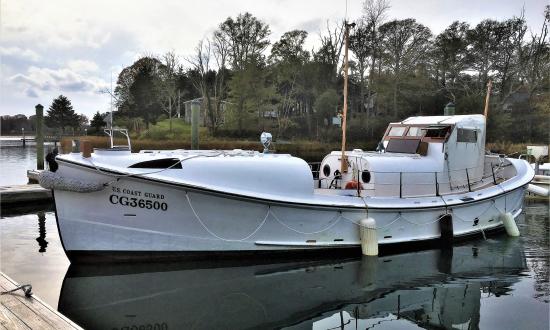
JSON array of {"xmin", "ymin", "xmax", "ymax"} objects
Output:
[
  {"xmin": 191, "ymin": 99, "xmax": 200, "ymax": 150},
  {"xmin": 35, "ymin": 104, "xmax": 44, "ymax": 170}
]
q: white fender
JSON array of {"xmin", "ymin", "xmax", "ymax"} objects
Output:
[
  {"xmin": 527, "ymin": 184, "xmax": 549, "ymax": 197},
  {"xmin": 500, "ymin": 212, "xmax": 520, "ymax": 237},
  {"xmin": 360, "ymin": 218, "xmax": 378, "ymax": 256}
]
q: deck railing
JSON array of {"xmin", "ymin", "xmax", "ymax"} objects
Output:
[{"xmin": 309, "ymin": 158, "xmax": 508, "ymax": 198}]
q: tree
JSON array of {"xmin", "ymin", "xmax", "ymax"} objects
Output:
[
  {"xmin": 187, "ymin": 37, "xmax": 228, "ymax": 135},
  {"xmin": 314, "ymin": 20, "xmax": 345, "ymax": 79},
  {"xmin": 156, "ymin": 51, "xmax": 181, "ymax": 132},
  {"xmin": 432, "ymin": 21, "xmax": 470, "ymax": 101},
  {"xmin": 77, "ymin": 114, "xmax": 88, "ymax": 130},
  {"xmin": 217, "ymin": 13, "xmax": 272, "ymax": 133},
  {"xmin": 128, "ymin": 65, "xmax": 162, "ymax": 129},
  {"xmin": 350, "ymin": 21, "xmax": 374, "ymax": 113},
  {"xmin": 114, "ymin": 57, "xmax": 163, "ymax": 112},
  {"xmin": 45, "ymin": 95, "xmax": 79, "ymax": 133},
  {"xmin": 270, "ymin": 30, "xmax": 310, "ymax": 136},
  {"xmin": 314, "ymin": 88, "xmax": 339, "ymax": 125},
  {"xmin": 466, "ymin": 20, "xmax": 502, "ymax": 90},
  {"xmin": 217, "ymin": 12, "xmax": 271, "ymax": 70},
  {"xmin": 227, "ymin": 62, "xmax": 274, "ymax": 133},
  {"xmin": 362, "ymin": 0, "xmax": 390, "ymax": 88},
  {"xmin": 379, "ymin": 19, "xmax": 432, "ymax": 117},
  {"xmin": 90, "ymin": 111, "xmax": 106, "ymax": 132}
]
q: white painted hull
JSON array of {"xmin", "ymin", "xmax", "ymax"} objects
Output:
[{"xmin": 53, "ymin": 158, "xmax": 527, "ymax": 260}]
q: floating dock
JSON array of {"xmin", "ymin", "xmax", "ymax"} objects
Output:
[
  {"xmin": 0, "ymin": 272, "xmax": 82, "ymax": 329},
  {"xmin": 0, "ymin": 185, "xmax": 52, "ymax": 207}
]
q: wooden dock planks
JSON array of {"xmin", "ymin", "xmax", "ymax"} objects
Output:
[
  {"xmin": 0, "ymin": 185, "xmax": 52, "ymax": 207},
  {"xmin": 0, "ymin": 273, "xmax": 81, "ymax": 330}
]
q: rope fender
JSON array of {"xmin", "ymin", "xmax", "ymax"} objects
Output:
[{"xmin": 38, "ymin": 170, "xmax": 107, "ymax": 193}]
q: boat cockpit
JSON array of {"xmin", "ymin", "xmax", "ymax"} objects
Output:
[{"xmin": 314, "ymin": 115, "xmax": 515, "ymax": 198}]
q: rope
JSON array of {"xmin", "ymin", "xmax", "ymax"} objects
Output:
[
  {"xmin": 341, "ymin": 213, "xmax": 401, "ymax": 230},
  {"xmin": 270, "ymin": 209, "xmax": 342, "ymax": 235},
  {"xmin": 452, "ymin": 199, "xmax": 498, "ymax": 223},
  {"xmin": 185, "ymin": 192, "xmax": 269, "ymax": 242},
  {"xmin": 1, "ymin": 284, "xmax": 32, "ymax": 298}
]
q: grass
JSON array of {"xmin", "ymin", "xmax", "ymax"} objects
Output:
[
  {"xmin": 64, "ymin": 118, "xmax": 536, "ymax": 161},
  {"xmin": 136, "ymin": 118, "xmax": 210, "ymax": 141}
]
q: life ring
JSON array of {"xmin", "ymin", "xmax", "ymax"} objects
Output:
[{"xmin": 344, "ymin": 180, "xmax": 363, "ymax": 190}]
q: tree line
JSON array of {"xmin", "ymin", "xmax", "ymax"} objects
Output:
[
  {"xmin": 110, "ymin": 2, "xmax": 550, "ymax": 144},
  {"xmin": 1, "ymin": 95, "xmax": 109, "ymax": 136}
]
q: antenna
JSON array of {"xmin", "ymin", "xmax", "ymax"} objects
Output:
[
  {"xmin": 110, "ymin": 71, "xmax": 113, "ymax": 130},
  {"xmin": 109, "ymin": 71, "xmax": 114, "ymax": 147},
  {"xmin": 345, "ymin": 0, "xmax": 348, "ymax": 21}
]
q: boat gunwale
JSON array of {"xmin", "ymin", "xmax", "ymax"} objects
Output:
[{"xmin": 55, "ymin": 157, "xmax": 530, "ymax": 211}]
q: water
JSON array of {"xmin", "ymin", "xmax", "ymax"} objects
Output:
[
  {"xmin": 0, "ymin": 137, "xmax": 53, "ymax": 186},
  {"xmin": 0, "ymin": 203, "xmax": 548, "ymax": 329},
  {"xmin": 0, "ymin": 143, "xmax": 549, "ymax": 329}
]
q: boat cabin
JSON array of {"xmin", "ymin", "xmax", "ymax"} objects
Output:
[{"xmin": 318, "ymin": 115, "xmax": 489, "ymax": 197}]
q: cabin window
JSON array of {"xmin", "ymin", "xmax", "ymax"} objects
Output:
[
  {"xmin": 388, "ymin": 126, "xmax": 406, "ymax": 136},
  {"xmin": 406, "ymin": 127, "xmax": 423, "ymax": 137},
  {"xmin": 128, "ymin": 158, "xmax": 182, "ymax": 169},
  {"xmin": 457, "ymin": 128, "xmax": 478, "ymax": 143},
  {"xmin": 386, "ymin": 138, "xmax": 421, "ymax": 154},
  {"xmin": 424, "ymin": 126, "xmax": 450, "ymax": 138}
]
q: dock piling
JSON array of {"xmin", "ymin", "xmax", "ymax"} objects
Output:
[
  {"xmin": 35, "ymin": 104, "xmax": 44, "ymax": 170},
  {"xmin": 191, "ymin": 99, "xmax": 200, "ymax": 150}
]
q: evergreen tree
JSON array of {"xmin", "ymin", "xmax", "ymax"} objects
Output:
[
  {"xmin": 129, "ymin": 65, "xmax": 162, "ymax": 129},
  {"xmin": 90, "ymin": 111, "xmax": 106, "ymax": 132},
  {"xmin": 45, "ymin": 95, "xmax": 79, "ymax": 133}
]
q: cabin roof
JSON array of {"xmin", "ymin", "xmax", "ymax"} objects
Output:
[{"xmin": 397, "ymin": 115, "xmax": 485, "ymax": 126}]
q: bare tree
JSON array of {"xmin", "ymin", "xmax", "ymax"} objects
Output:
[
  {"xmin": 187, "ymin": 38, "xmax": 228, "ymax": 134},
  {"xmin": 362, "ymin": 0, "xmax": 390, "ymax": 87},
  {"xmin": 156, "ymin": 51, "xmax": 181, "ymax": 132},
  {"xmin": 316, "ymin": 20, "xmax": 345, "ymax": 78}
]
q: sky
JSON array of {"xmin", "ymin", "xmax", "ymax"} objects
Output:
[{"xmin": 1, "ymin": 0, "xmax": 547, "ymax": 119}]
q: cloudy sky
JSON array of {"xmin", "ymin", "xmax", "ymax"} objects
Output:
[{"xmin": 1, "ymin": 0, "xmax": 547, "ymax": 119}]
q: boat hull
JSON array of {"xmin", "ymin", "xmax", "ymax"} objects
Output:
[{"xmin": 52, "ymin": 161, "xmax": 526, "ymax": 262}]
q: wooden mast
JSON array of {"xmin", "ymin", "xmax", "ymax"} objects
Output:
[
  {"xmin": 340, "ymin": 22, "xmax": 353, "ymax": 173},
  {"xmin": 483, "ymin": 80, "xmax": 492, "ymax": 118}
]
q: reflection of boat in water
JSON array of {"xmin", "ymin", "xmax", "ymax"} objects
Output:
[{"xmin": 58, "ymin": 238, "xmax": 526, "ymax": 330}]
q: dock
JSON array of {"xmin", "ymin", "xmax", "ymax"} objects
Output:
[
  {"xmin": 0, "ymin": 272, "xmax": 82, "ymax": 329},
  {"xmin": 0, "ymin": 185, "xmax": 52, "ymax": 207}
]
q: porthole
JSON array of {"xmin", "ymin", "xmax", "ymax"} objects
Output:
[
  {"xmin": 323, "ymin": 164, "xmax": 331, "ymax": 177},
  {"xmin": 361, "ymin": 170, "xmax": 371, "ymax": 183}
]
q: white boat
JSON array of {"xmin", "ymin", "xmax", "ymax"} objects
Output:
[
  {"xmin": 519, "ymin": 145, "xmax": 550, "ymax": 198},
  {"xmin": 41, "ymin": 114, "xmax": 533, "ymax": 261}
]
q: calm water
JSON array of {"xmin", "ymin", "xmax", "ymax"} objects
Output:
[
  {"xmin": 0, "ymin": 137, "xmax": 53, "ymax": 186},
  {"xmin": 0, "ymin": 143, "xmax": 549, "ymax": 329}
]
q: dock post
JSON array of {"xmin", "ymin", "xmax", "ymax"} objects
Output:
[
  {"xmin": 191, "ymin": 99, "xmax": 200, "ymax": 150},
  {"xmin": 35, "ymin": 104, "xmax": 44, "ymax": 170}
]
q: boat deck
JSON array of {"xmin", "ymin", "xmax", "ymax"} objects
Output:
[{"xmin": 0, "ymin": 272, "xmax": 82, "ymax": 329}]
